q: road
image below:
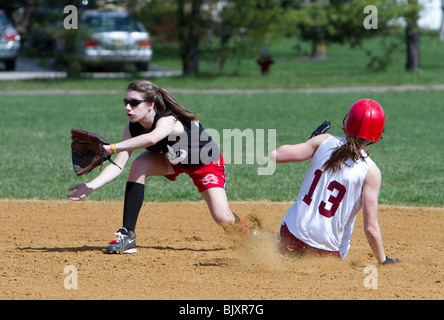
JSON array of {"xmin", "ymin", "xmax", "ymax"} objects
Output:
[{"xmin": 0, "ymin": 57, "xmax": 181, "ymax": 80}]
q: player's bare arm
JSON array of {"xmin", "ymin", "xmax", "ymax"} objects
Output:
[
  {"xmin": 104, "ymin": 116, "xmax": 183, "ymax": 155},
  {"xmin": 362, "ymin": 165, "xmax": 386, "ymax": 264},
  {"xmin": 270, "ymin": 133, "xmax": 332, "ymax": 163}
]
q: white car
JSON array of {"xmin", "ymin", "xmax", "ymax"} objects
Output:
[
  {"xmin": 0, "ymin": 11, "xmax": 21, "ymax": 70},
  {"xmin": 80, "ymin": 10, "xmax": 152, "ymax": 71}
]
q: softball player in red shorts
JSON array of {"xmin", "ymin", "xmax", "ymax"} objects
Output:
[{"xmin": 67, "ymin": 80, "xmax": 248, "ymax": 254}]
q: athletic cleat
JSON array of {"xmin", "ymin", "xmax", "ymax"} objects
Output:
[
  {"xmin": 238, "ymin": 219, "xmax": 250, "ymax": 237},
  {"xmin": 106, "ymin": 227, "xmax": 137, "ymax": 254},
  {"xmin": 222, "ymin": 218, "xmax": 250, "ymax": 237}
]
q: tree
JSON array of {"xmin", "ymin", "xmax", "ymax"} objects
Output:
[
  {"xmin": 440, "ymin": 0, "xmax": 444, "ymax": 41},
  {"xmin": 216, "ymin": 0, "xmax": 282, "ymax": 74},
  {"xmin": 405, "ymin": 0, "xmax": 421, "ymax": 71},
  {"xmin": 282, "ymin": 0, "xmax": 374, "ymax": 61},
  {"xmin": 139, "ymin": 0, "xmax": 282, "ymax": 75},
  {"xmin": 134, "ymin": 0, "xmax": 205, "ymax": 75},
  {"xmin": 303, "ymin": 0, "xmax": 328, "ymax": 60},
  {"xmin": 177, "ymin": 0, "xmax": 205, "ymax": 75},
  {"xmin": 281, "ymin": 0, "xmax": 422, "ymax": 72}
]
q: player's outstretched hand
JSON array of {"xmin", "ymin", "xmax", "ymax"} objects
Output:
[
  {"xmin": 382, "ymin": 256, "xmax": 401, "ymax": 265},
  {"xmin": 66, "ymin": 183, "xmax": 93, "ymax": 201},
  {"xmin": 310, "ymin": 120, "xmax": 331, "ymax": 138}
]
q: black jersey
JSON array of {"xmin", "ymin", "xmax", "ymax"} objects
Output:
[{"xmin": 128, "ymin": 111, "xmax": 220, "ymax": 165}]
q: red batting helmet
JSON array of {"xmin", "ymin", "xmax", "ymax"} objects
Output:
[{"xmin": 344, "ymin": 99, "xmax": 385, "ymax": 143}]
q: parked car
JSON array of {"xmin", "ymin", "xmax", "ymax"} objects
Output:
[
  {"xmin": 0, "ymin": 11, "xmax": 21, "ymax": 70},
  {"xmin": 80, "ymin": 10, "xmax": 152, "ymax": 71}
]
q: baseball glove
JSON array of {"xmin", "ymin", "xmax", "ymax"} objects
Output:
[
  {"xmin": 71, "ymin": 128, "xmax": 112, "ymax": 176},
  {"xmin": 310, "ymin": 120, "xmax": 331, "ymax": 138}
]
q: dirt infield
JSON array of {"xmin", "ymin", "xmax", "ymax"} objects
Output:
[{"xmin": 1, "ymin": 200, "xmax": 442, "ymax": 300}]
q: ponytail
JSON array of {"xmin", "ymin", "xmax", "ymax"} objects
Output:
[
  {"xmin": 323, "ymin": 136, "xmax": 369, "ymax": 173},
  {"xmin": 158, "ymin": 87, "xmax": 199, "ymax": 123},
  {"xmin": 127, "ymin": 80, "xmax": 199, "ymax": 123}
]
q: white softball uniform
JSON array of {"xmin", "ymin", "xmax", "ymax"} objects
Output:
[{"xmin": 281, "ymin": 136, "xmax": 376, "ymax": 258}]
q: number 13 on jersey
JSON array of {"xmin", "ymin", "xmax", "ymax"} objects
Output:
[{"xmin": 302, "ymin": 169, "xmax": 347, "ymax": 218}]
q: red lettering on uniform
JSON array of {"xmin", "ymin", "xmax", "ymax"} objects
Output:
[{"xmin": 303, "ymin": 169, "xmax": 347, "ymax": 218}]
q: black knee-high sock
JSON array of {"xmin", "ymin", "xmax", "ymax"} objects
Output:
[{"xmin": 122, "ymin": 181, "xmax": 145, "ymax": 232}]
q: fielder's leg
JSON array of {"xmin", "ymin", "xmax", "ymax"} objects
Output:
[{"xmin": 201, "ymin": 187, "xmax": 249, "ymax": 236}]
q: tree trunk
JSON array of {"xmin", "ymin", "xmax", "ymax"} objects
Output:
[
  {"xmin": 405, "ymin": 0, "xmax": 420, "ymax": 71},
  {"xmin": 309, "ymin": 0, "xmax": 327, "ymax": 61},
  {"xmin": 406, "ymin": 25, "xmax": 420, "ymax": 71},
  {"xmin": 311, "ymin": 38, "xmax": 327, "ymax": 61},
  {"xmin": 439, "ymin": 0, "xmax": 444, "ymax": 41},
  {"xmin": 177, "ymin": 0, "xmax": 203, "ymax": 75},
  {"xmin": 219, "ymin": 25, "xmax": 232, "ymax": 74}
]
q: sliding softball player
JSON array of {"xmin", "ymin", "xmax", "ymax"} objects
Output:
[{"xmin": 271, "ymin": 99, "xmax": 400, "ymax": 264}]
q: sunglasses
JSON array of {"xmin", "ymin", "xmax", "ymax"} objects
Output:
[{"xmin": 123, "ymin": 99, "xmax": 148, "ymax": 107}]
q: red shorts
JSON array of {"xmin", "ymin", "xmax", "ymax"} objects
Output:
[
  {"xmin": 280, "ymin": 223, "xmax": 340, "ymax": 257},
  {"xmin": 165, "ymin": 154, "xmax": 227, "ymax": 193}
]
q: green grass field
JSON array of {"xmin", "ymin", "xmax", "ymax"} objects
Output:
[
  {"xmin": 1, "ymin": 89, "xmax": 442, "ymax": 206},
  {"xmin": 1, "ymin": 34, "xmax": 443, "ymax": 206}
]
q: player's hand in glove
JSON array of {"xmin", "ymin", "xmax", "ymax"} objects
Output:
[
  {"xmin": 310, "ymin": 120, "xmax": 331, "ymax": 139},
  {"xmin": 70, "ymin": 128, "xmax": 119, "ymax": 176},
  {"xmin": 382, "ymin": 256, "xmax": 401, "ymax": 265}
]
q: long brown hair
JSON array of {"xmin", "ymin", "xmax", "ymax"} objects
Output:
[
  {"xmin": 127, "ymin": 80, "xmax": 198, "ymax": 123},
  {"xmin": 323, "ymin": 135, "xmax": 369, "ymax": 173}
]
